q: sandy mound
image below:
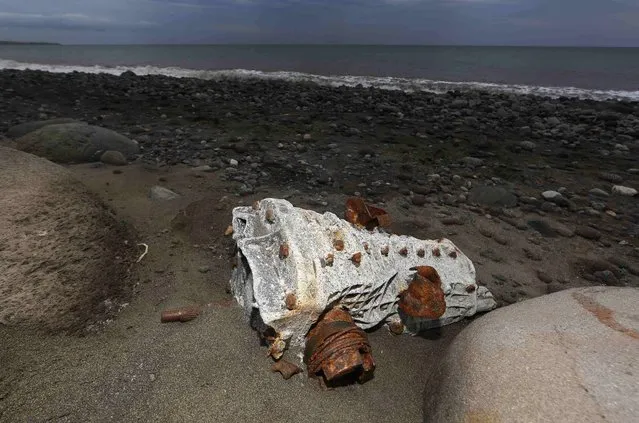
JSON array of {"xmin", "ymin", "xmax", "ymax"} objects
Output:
[{"xmin": 0, "ymin": 147, "xmax": 137, "ymax": 333}]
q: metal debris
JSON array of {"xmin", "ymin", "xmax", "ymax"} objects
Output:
[
  {"xmin": 344, "ymin": 197, "xmax": 392, "ymax": 230},
  {"xmin": 160, "ymin": 306, "xmax": 200, "ymax": 323},
  {"xmin": 304, "ymin": 307, "xmax": 375, "ymax": 384}
]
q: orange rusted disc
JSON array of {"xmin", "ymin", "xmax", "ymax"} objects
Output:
[{"xmin": 398, "ymin": 266, "xmax": 446, "ymax": 319}]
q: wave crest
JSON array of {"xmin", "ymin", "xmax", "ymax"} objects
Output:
[{"xmin": 1, "ymin": 58, "xmax": 637, "ymax": 102}]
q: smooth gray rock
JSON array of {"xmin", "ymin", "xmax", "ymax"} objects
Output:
[
  {"xmin": 16, "ymin": 123, "xmax": 139, "ymax": 164},
  {"xmin": 612, "ymin": 185, "xmax": 637, "ymax": 197},
  {"xmin": 7, "ymin": 118, "xmax": 79, "ymax": 139},
  {"xmin": 424, "ymin": 287, "xmax": 639, "ymax": 423}
]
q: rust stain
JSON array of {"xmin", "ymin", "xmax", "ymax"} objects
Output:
[
  {"xmin": 432, "ymin": 247, "xmax": 441, "ymax": 257},
  {"xmin": 399, "ymin": 246, "xmax": 408, "ymax": 257},
  {"xmin": 333, "ymin": 239, "xmax": 345, "ymax": 251},
  {"xmin": 573, "ymin": 292, "xmax": 639, "ymax": 340},
  {"xmin": 351, "ymin": 252, "xmax": 362, "ymax": 266},
  {"xmin": 417, "ymin": 248, "xmax": 425, "ymax": 258},
  {"xmin": 399, "ymin": 266, "xmax": 446, "ymax": 319},
  {"xmin": 285, "ymin": 293, "xmax": 297, "ymax": 310},
  {"xmin": 279, "ymin": 242, "xmax": 289, "ymax": 259},
  {"xmin": 381, "ymin": 245, "xmax": 389, "ymax": 256}
]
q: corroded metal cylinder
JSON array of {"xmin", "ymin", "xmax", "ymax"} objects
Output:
[{"xmin": 304, "ymin": 307, "xmax": 375, "ymax": 384}]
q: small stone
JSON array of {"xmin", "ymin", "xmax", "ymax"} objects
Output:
[
  {"xmin": 611, "ymin": 185, "xmax": 637, "ymax": 197},
  {"xmin": 463, "ymin": 157, "xmax": 484, "ymax": 167},
  {"xmin": 149, "ymin": 185, "xmax": 180, "ymax": 201},
  {"xmin": 575, "ymin": 226, "xmax": 602, "ymax": 241},
  {"xmin": 224, "ymin": 225, "xmax": 234, "ymax": 236},
  {"xmin": 536, "ymin": 270, "xmax": 553, "ymax": 284},
  {"xmin": 523, "ymin": 247, "xmax": 542, "ymax": 261},
  {"xmin": 229, "ymin": 158, "xmax": 239, "ymax": 167},
  {"xmin": 519, "ymin": 141, "xmax": 537, "ymax": 151},
  {"xmin": 411, "ymin": 195, "xmax": 427, "ymax": 206},
  {"xmin": 198, "ymin": 266, "xmax": 211, "ymax": 273},
  {"xmin": 100, "ymin": 150, "xmax": 128, "ymax": 166},
  {"xmin": 441, "ymin": 217, "xmax": 463, "ymax": 225},
  {"xmin": 589, "ymin": 188, "xmax": 609, "ymax": 197},
  {"xmin": 541, "ymin": 190, "xmax": 562, "ymax": 201},
  {"xmin": 593, "ymin": 270, "xmax": 619, "ymax": 286}
]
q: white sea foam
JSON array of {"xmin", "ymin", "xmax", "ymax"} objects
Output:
[{"xmin": 1, "ymin": 58, "xmax": 638, "ymax": 102}]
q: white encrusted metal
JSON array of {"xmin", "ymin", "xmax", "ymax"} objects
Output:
[{"xmin": 230, "ymin": 198, "xmax": 496, "ymax": 347}]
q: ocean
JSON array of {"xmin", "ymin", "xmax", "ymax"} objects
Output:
[{"xmin": 1, "ymin": 44, "xmax": 638, "ymax": 101}]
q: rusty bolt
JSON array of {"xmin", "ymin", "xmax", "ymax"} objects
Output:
[
  {"xmin": 381, "ymin": 245, "xmax": 389, "ymax": 256},
  {"xmin": 265, "ymin": 208, "xmax": 275, "ymax": 223},
  {"xmin": 285, "ymin": 293, "xmax": 297, "ymax": 310},
  {"xmin": 333, "ymin": 239, "xmax": 345, "ymax": 251},
  {"xmin": 399, "ymin": 247, "xmax": 408, "ymax": 257},
  {"xmin": 325, "ymin": 253, "xmax": 334, "ymax": 267},
  {"xmin": 432, "ymin": 247, "xmax": 441, "ymax": 257},
  {"xmin": 417, "ymin": 248, "xmax": 425, "ymax": 258},
  {"xmin": 351, "ymin": 252, "xmax": 362, "ymax": 266},
  {"xmin": 279, "ymin": 242, "xmax": 289, "ymax": 259}
]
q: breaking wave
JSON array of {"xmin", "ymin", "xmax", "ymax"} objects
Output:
[{"xmin": 1, "ymin": 58, "xmax": 638, "ymax": 102}]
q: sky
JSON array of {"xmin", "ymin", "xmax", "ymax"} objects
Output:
[{"xmin": 0, "ymin": 0, "xmax": 637, "ymax": 46}]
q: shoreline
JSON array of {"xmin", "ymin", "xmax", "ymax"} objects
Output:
[{"xmin": 0, "ymin": 62, "xmax": 637, "ymax": 101}]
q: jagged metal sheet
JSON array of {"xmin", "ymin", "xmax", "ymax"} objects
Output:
[{"xmin": 230, "ymin": 198, "xmax": 496, "ymax": 346}]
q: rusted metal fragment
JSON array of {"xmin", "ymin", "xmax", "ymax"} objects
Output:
[
  {"xmin": 285, "ymin": 293, "xmax": 297, "ymax": 310},
  {"xmin": 271, "ymin": 359, "xmax": 303, "ymax": 380},
  {"xmin": 304, "ymin": 307, "xmax": 375, "ymax": 385},
  {"xmin": 345, "ymin": 197, "xmax": 391, "ymax": 230},
  {"xmin": 399, "ymin": 266, "xmax": 446, "ymax": 319},
  {"xmin": 160, "ymin": 306, "xmax": 201, "ymax": 323}
]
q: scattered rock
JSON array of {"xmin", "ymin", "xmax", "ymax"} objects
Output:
[
  {"xmin": 519, "ymin": 141, "xmax": 536, "ymax": 151},
  {"xmin": 441, "ymin": 217, "xmax": 463, "ymax": 226},
  {"xmin": 411, "ymin": 195, "xmax": 427, "ymax": 206},
  {"xmin": 612, "ymin": 185, "xmax": 637, "ymax": 197},
  {"xmin": 468, "ymin": 186, "xmax": 517, "ymax": 208},
  {"xmin": 588, "ymin": 188, "xmax": 609, "ymax": 197},
  {"xmin": 536, "ymin": 270, "xmax": 553, "ymax": 284},
  {"xmin": 575, "ymin": 226, "xmax": 602, "ymax": 241}
]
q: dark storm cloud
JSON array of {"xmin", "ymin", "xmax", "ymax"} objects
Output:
[{"xmin": 0, "ymin": 0, "xmax": 637, "ymax": 46}]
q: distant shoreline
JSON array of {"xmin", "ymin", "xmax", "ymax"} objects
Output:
[{"xmin": 0, "ymin": 41, "xmax": 61, "ymax": 46}]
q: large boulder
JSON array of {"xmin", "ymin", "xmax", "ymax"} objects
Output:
[
  {"xmin": 0, "ymin": 147, "xmax": 137, "ymax": 333},
  {"xmin": 16, "ymin": 123, "xmax": 139, "ymax": 164},
  {"xmin": 423, "ymin": 287, "xmax": 639, "ymax": 423},
  {"xmin": 7, "ymin": 117, "xmax": 80, "ymax": 139}
]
